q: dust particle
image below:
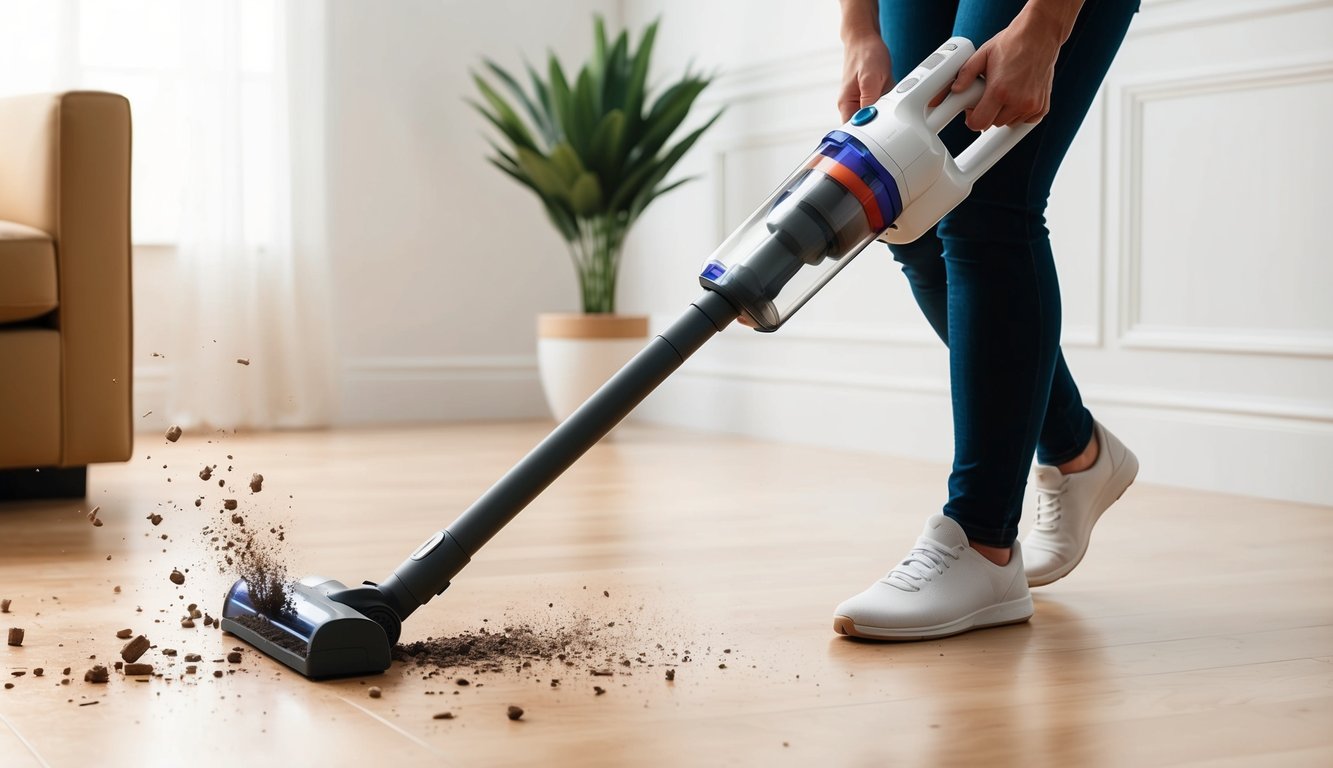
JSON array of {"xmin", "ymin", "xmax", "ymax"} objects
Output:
[
  {"xmin": 368, "ymin": 686, "xmax": 382, "ymax": 698},
  {"xmin": 169, "ymin": 569, "xmax": 185, "ymax": 585},
  {"xmin": 166, "ymin": 425, "xmax": 182, "ymax": 442},
  {"xmin": 506, "ymin": 705, "xmax": 524, "ymax": 721}
]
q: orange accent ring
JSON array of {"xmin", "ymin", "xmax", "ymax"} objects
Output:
[{"xmin": 806, "ymin": 155, "xmax": 884, "ymax": 231}]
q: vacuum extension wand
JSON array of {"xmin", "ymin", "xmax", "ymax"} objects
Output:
[
  {"xmin": 221, "ymin": 36, "xmax": 1035, "ymax": 678},
  {"xmin": 367, "ymin": 291, "xmax": 740, "ymax": 630}
]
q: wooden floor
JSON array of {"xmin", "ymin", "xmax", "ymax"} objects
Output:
[{"xmin": 0, "ymin": 422, "xmax": 1330, "ymax": 767}]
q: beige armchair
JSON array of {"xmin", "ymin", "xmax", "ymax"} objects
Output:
[{"xmin": 0, "ymin": 91, "xmax": 132, "ymax": 498}]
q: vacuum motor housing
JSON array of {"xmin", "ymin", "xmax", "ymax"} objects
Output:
[{"xmin": 700, "ymin": 36, "xmax": 1033, "ymax": 331}]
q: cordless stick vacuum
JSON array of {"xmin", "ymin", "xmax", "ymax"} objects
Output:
[{"xmin": 221, "ymin": 37, "xmax": 1035, "ymax": 678}]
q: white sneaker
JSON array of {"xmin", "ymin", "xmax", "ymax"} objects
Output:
[
  {"xmin": 1023, "ymin": 421, "xmax": 1139, "ymax": 587},
  {"xmin": 833, "ymin": 514, "xmax": 1033, "ymax": 640}
]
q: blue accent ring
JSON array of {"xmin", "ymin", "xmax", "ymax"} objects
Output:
[{"xmin": 820, "ymin": 130, "xmax": 903, "ymax": 225}]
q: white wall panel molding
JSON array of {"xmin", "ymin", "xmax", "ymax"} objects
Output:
[
  {"xmin": 1118, "ymin": 56, "xmax": 1333, "ymax": 358},
  {"xmin": 1131, "ymin": 0, "xmax": 1333, "ymax": 35},
  {"xmin": 673, "ymin": 358, "xmax": 1333, "ymax": 425},
  {"xmin": 699, "ymin": 48, "xmax": 841, "ymax": 107},
  {"xmin": 339, "ymin": 355, "xmax": 545, "ymax": 425}
]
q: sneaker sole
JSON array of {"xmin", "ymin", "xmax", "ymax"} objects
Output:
[
  {"xmin": 1026, "ymin": 450, "xmax": 1139, "ymax": 588},
  {"xmin": 832, "ymin": 596, "xmax": 1034, "ymax": 641}
]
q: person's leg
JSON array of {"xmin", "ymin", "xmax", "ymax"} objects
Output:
[
  {"xmin": 877, "ymin": 0, "xmax": 958, "ymax": 345},
  {"xmin": 936, "ymin": 0, "xmax": 1138, "ymax": 549},
  {"xmin": 878, "ymin": 6, "xmax": 1096, "ymax": 464}
]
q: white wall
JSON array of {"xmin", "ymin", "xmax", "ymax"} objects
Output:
[
  {"xmin": 326, "ymin": 0, "xmax": 621, "ymax": 424},
  {"xmin": 620, "ymin": 0, "xmax": 1333, "ymax": 506}
]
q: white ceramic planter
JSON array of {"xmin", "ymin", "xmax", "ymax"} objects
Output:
[{"xmin": 536, "ymin": 313, "xmax": 649, "ymax": 422}]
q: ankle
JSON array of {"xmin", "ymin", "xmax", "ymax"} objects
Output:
[
  {"xmin": 970, "ymin": 541, "xmax": 1012, "ymax": 567},
  {"xmin": 1056, "ymin": 432, "xmax": 1099, "ymax": 474}
]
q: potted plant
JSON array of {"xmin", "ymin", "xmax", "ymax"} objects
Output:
[{"xmin": 472, "ymin": 16, "xmax": 720, "ymax": 420}]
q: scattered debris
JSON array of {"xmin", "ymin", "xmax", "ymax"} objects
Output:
[
  {"xmin": 169, "ymin": 569, "xmax": 185, "ymax": 585},
  {"xmin": 87, "ymin": 506, "xmax": 103, "ymax": 527},
  {"xmin": 113, "ymin": 586, "xmax": 121, "ymax": 594},
  {"xmin": 0, "ymin": 599, "xmax": 9, "ymax": 612},
  {"xmin": 185, "ymin": 654, "xmax": 202, "ymax": 663},
  {"xmin": 368, "ymin": 686, "xmax": 382, "ymax": 699},
  {"xmin": 6, "ymin": 628, "xmax": 23, "ymax": 646},
  {"xmin": 124, "ymin": 663, "xmax": 153, "ymax": 676},
  {"xmin": 200, "ymin": 466, "xmax": 213, "ymax": 481},
  {"xmin": 213, "ymin": 670, "xmax": 223, "ymax": 678},
  {"xmin": 33, "ymin": 668, "xmax": 43, "ymax": 677},
  {"xmin": 165, "ymin": 425, "xmax": 183, "ymax": 442},
  {"xmin": 594, "ymin": 686, "xmax": 606, "ymax": 695},
  {"xmin": 115, "ymin": 629, "xmax": 133, "ymax": 639},
  {"xmin": 249, "ymin": 474, "xmax": 263, "ymax": 493},
  {"xmin": 506, "ymin": 705, "xmax": 524, "ymax": 721},
  {"xmin": 227, "ymin": 651, "xmax": 242, "ymax": 663},
  {"xmin": 84, "ymin": 665, "xmax": 109, "ymax": 684},
  {"xmin": 223, "ymin": 499, "xmax": 238, "ymax": 511},
  {"xmin": 432, "ymin": 712, "xmax": 455, "ymax": 720},
  {"xmin": 590, "ymin": 669, "xmax": 612, "ymax": 677},
  {"xmin": 666, "ymin": 669, "xmax": 675, "ymax": 681},
  {"xmin": 120, "ymin": 634, "xmax": 150, "ymax": 663},
  {"xmin": 148, "ymin": 513, "xmax": 163, "ymax": 526},
  {"xmin": 79, "ymin": 700, "xmax": 99, "ymax": 706},
  {"xmin": 236, "ymin": 358, "xmax": 250, "ymax": 366},
  {"xmin": 181, "ymin": 618, "xmax": 196, "ymax": 629}
]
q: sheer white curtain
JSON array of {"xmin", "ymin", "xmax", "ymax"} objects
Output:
[
  {"xmin": 168, "ymin": 0, "xmax": 335, "ymax": 429},
  {"xmin": 0, "ymin": 0, "xmax": 335, "ymax": 429}
]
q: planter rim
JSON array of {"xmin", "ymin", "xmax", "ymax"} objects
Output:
[{"xmin": 538, "ymin": 313, "xmax": 649, "ymax": 339}]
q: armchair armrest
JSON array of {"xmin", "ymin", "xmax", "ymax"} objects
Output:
[{"xmin": 0, "ymin": 91, "xmax": 133, "ymax": 465}]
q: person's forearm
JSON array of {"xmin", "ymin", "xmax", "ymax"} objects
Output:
[
  {"xmin": 839, "ymin": 0, "xmax": 881, "ymax": 45},
  {"xmin": 1017, "ymin": 0, "xmax": 1087, "ymax": 45}
]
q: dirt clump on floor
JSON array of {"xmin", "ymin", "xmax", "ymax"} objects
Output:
[
  {"xmin": 120, "ymin": 634, "xmax": 150, "ymax": 663},
  {"xmin": 394, "ymin": 619, "xmax": 605, "ymax": 671},
  {"xmin": 1, "ymin": 598, "xmax": 10, "ymax": 612},
  {"xmin": 249, "ymin": 473, "xmax": 263, "ymax": 493},
  {"xmin": 506, "ymin": 705, "xmax": 524, "ymax": 721},
  {"xmin": 165, "ymin": 425, "xmax": 182, "ymax": 442},
  {"xmin": 6, "ymin": 628, "xmax": 22, "ymax": 646}
]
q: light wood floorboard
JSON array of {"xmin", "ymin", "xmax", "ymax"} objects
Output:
[{"xmin": 1, "ymin": 422, "xmax": 1330, "ymax": 767}]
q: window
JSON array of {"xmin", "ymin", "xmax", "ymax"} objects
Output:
[{"xmin": 0, "ymin": 0, "xmax": 279, "ymax": 246}]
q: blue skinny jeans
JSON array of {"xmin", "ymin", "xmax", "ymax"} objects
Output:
[{"xmin": 877, "ymin": 0, "xmax": 1137, "ymax": 547}]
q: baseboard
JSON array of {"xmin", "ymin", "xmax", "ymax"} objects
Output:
[
  {"xmin": 635, "ymin": 367, "xmax": 1333, "ymax": 507},
  {"xmin": 337, "ymin": 355, "xmax": 548, "ymax": 425}
]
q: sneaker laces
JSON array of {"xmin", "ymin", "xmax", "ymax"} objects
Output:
[
  {"xmin": 1034, "ymin": 479, "xmax": 1068, "ymax": 532},
  {"xmin": 882, "ymin": 540, "xmax": 960, "ymax": 591}
]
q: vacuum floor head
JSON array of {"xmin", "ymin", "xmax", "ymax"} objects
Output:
[{"xmin": 220, "ymin": 576, "xmax": 392, "ymax": 678}]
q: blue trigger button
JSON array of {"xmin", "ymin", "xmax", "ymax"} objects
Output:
[{"xmin": 850, "ymin": 106, "xmax": 878, "ymax": 126}]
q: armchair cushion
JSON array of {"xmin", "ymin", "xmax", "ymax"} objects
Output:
[{"xmin": 0, "ymin": 220, "xmax": 57, "ymax": 323}]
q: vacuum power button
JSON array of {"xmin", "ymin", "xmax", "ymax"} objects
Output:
[
  {"xmin": 850, "ymin": 106, "xmax": 878, "ymax": 126},
  {"xmin": 411, "ymin": 531, "xmax": 446, "ymax": 560}
]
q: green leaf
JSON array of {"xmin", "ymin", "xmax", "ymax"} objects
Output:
[
  {"xmin": 472, "ymin": 74, "xmax": 537, "ymax": 151},
  {"xmin": 623, "ymin": 19, "xmax": 658, "ymax": 129},
  {"xmin": 632, "ymin": 78, "xmax": 710, "ymax": 164},
  {"xmin": 611, "ymin": 109, "xmax": 721, "ymax": 215},
  {"xmin": 571, "ymin": 67, "xmax": 598, "ymax": 156},
  {"xmin": 483, "ymin": 58, "xmax": 555, "ymax": 146},
  {"xmin": 549, "ymin": 141, "xmax": 585, "ymax": 184},
  {"xmin": 548, "ymin": 54, "xmax": 575, "ymax": 142},
  {"xmin": 468, "ymin": 98, "xmax": 539, "ymax": 154},
  {"xmin": 517, "ymin": 147, "xmax": 571, "ymax": 200},
  {"xmin": 603, "ymin": 30, "xmax": 631, "ymax": 110},
  {"xmin": 587, "ymin": 109, "xmax": 626, "ymax": 182},
  {"xmin": 568, "ymin": 173, "xmax": 604, "ymax": 216},
  {"xmin": 541, "ymin": 198, "xmax": 579, "ymax": 241}
]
